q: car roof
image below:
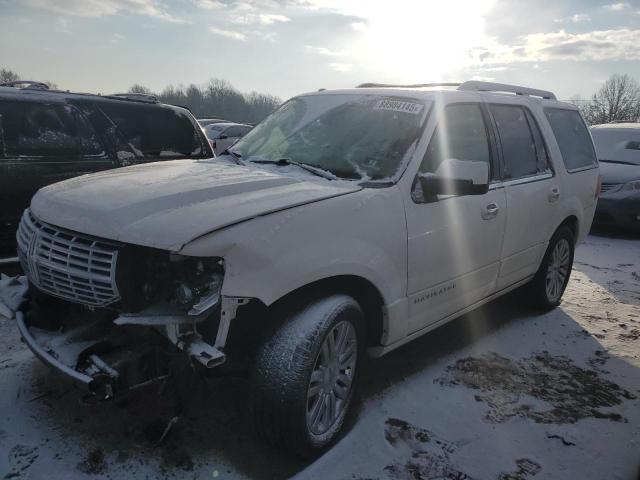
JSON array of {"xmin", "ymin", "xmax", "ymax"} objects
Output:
[
  {"xmin": 0, "ymin": 85, "xmax": 183, "ymax": 110},
  {"xmin": 298, "ymin": 82, "xmax": 576, "ymax": 110}
]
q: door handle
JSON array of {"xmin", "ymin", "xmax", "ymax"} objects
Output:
[
  {"xmin": 482, "ymin": 203, "xmax": 500, "ymax": 220},
  {"xmin": 549, "ymin": 187, "xmax": 560, "ymax": 202}
]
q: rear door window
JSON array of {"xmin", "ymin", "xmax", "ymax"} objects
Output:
[
  {"xmin": 97, "ymin": 102, "xmax": 206, "ymax": 160},
  {"xmin": 0, "ymin": 101, "xmax": 103, "ymax": 158},
  {"xmin": 524, "ymin": 110, "xmax": 551, "ymax": 174},
  {"xmin": 490, "ymin": 104, "xmax": 548, "ymax": 180},
  {"xmin": 544, "ymin": 108, "xmax": 597, "ymax": 171}
]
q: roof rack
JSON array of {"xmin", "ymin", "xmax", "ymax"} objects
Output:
[
  {"xmin": 458, "ymin": 81, "xmax": 556, "ymax": 100},
  {"xmin": 107, "ymin": 93, "xmax": 159, "ymax": 103},
  {"xmin": 356, "ymin": 80, "xmax": 557, "ymax": 100},
  {"xmin": 357, "ymin": 82, "xmax": 461, "ymax": 89},
  {"xmin": 0, "ymin": 80, "xmax": 50, "ymax": 90}
]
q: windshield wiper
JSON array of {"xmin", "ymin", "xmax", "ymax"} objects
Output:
[
  {"xmin": 223, "ymin": 148, "xmax": 245, "ymax": 165},
  {"xmin": 249, "ymin": 157, "xmax": 337, "ymax": 180}
]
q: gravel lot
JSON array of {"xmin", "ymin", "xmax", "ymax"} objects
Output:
[{"xmin": 1, "ymin": 231, "xmax": 638, "ymax": 480}]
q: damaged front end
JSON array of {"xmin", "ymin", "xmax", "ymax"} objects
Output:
[{"xmin": 15, "ymin": 210, "xmax": 246, "ymax": 401}]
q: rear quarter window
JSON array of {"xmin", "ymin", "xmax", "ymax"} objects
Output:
[
  {"xmin": 544, "ymin": 108, "xmax": 597, "ymax": 171},
  {"xmin": 97, "ymin": 102, "xmax": 206, "ymax": 160}
]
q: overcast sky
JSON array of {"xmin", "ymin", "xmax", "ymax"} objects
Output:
[{"xmin": 1, "ymin": 0, "xmax": 639, "ymax": 101}]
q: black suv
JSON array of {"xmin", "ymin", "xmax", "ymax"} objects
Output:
[{"xmin": 0, "ymin": 82, "xmax": 213, "ymax": 261}]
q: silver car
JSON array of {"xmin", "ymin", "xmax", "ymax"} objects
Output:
[{"xmin": 203, "ymin": 122, "xmax": 252, "ymax": 155}]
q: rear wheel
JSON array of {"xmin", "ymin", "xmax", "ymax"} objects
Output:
[
  {"xmin": 529, "ymin": 226, "xmax": 574, "ymax": 309},
  {"xmin": 250, "ymin": 294, "xmax": 363, "ymax": 457}
]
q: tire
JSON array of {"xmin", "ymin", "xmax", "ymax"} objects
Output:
[
  {"xmin": 250, "ymin": 294, "xmax": 364, "ymax": 458},
  {"xmin": 528, "ymin": 226, "xmax": 575, "ymax": 310}
]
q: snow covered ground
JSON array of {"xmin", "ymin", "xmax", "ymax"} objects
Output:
[{"xmin": 0, "ymin": 231, "xmax": 638, "ymax": 480}]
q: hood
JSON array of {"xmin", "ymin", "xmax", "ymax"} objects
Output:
[
  {"xmin": 31, "ymin": 159, "xmax": 361, "ymax": 251},
  {"xmin": 599, "ymin": 161, "xmax": 640, "ymax": 185}
]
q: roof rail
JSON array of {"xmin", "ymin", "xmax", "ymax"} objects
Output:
[
  {"xmin": 0, "ymin": 80, "xmax": 50, "ymax": 90},
  {"xmin": 107, "ymin": 93, "xmax": 159, "ymax": 103},
  {"xmin": 355, "ymin": 80, "xmax": 557, "ymax": 100},
  {"xmin": 458, "ymin": 81, "xmax": 556, "ymax": 100},
  {"xmin": 356, "ymin": 82, "xmax": 461, "ymax": 89}
]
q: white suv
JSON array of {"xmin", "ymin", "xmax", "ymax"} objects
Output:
[{"xmin": 13, "ymin": 81, "xmax": 599, "ymax": 456}]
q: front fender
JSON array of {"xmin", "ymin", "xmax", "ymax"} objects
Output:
[{"xmin": 179, "ymin": 187, "xmax": 407, "ymax": 308}]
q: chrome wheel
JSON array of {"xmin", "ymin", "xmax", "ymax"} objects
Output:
[
  {"xmin": 545, "ymin": 238, "xmax": 571, "ymax": 302},
  {"xmin": 306, "ymin": 320, "xmax": 357, "ymax": 436}
]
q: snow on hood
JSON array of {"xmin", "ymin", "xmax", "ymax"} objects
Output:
[{"xmin": 30, "ymin": 159, "xmax": 362, "ymax": 251}]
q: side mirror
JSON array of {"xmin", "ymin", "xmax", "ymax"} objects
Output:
[
  {"xmin": 218, "ymin": 134, "xmax": 228, "ymax": 140},
  {"xmin": 418, "ymin": 159, "xmax": 489, "ymax": 200}
]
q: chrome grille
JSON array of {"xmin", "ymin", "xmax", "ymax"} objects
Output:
[
  {"xmin": 600, "ymin": 183, "xmax": 621, "ymax": 194},
  {"xmin": 16, "ymin": 210, "xmax": 120, "ymax": 307}
]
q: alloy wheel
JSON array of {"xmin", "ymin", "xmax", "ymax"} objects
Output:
[
  {"xmin": 306, "ymin": 320, "xmax": 357, "ymax": 436},
  {"xmin": 546, "ymin": 238, "xmax": 571, "ymax": 302}
]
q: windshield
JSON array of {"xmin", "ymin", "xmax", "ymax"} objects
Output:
[
  {"xmin": 590, "ymin": 128, "xmax": 640, "ymax": 165},
  {"xmin": 230, "ymin": 94, "xmax": 430, "ymax": 180}
]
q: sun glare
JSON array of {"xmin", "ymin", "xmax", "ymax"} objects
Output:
[{"xmin": 320, "ymin": 0, "xmax": 497, "ymax": 83}]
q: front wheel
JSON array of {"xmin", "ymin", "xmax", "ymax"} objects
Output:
[
  {"xmin": 250, "ymin": 294, "xmax": 363, "ymax": 457},
  {"xmin": 528, "ymin": 226, "xmax": 575, "ymax": 309}
]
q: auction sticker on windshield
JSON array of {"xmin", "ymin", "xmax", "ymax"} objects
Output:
[{"xmin": 373, "ymin": 99, "xmax": 424, "ymax": 114}]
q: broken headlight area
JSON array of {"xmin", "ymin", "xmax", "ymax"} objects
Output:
[
  {"xmin": 115, "ymin": 246, "xmax": 224, "ymax": 318},
  {"xmin": 18, "ymin": 250, "xmax": 229, "ymax": 401}
]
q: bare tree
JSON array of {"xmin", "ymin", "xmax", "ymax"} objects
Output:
[
  {"xmin": 128, "ymin": 84, "xmax": 154, "ymax": 95},
  {"xmin": 0, "ymin": 68, "xmax": 20, "ymax": 83},
  {"xmin": 583, "ymin": 74, "xmax": 640, "ymax": 125},
  {"xmin": 1, "ymin": 67, "xmax": 57, "ymax": 89},
  {"xmin": 568, "ymin": 94, "xmax": 593, "ymax": 123},
  {"xmin": 2, "ymin": 66, "xmax": 279, "ymax": 122},
  {"xmin": 150, "ymin": 78, "xmax": 281, "ymax": 123}
]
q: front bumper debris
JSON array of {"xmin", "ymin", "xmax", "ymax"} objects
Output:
[
  {"xmin": 12, "ymin": 297, "xmax": 242, "ymax": 401},
  {"xmin": 16, "ymin": 310, "xmax": 93, "ymax": 386},
  {"xmin": 6, "ymin": 261, "xmax": 251, "ymax": 401},
  {"xmin": 15, "ymin": 308, "xmax": 169, "ymax": 400},
  {"xmin": 114, "ymin": 303, "xmax": 226, "ymax": 369}
]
